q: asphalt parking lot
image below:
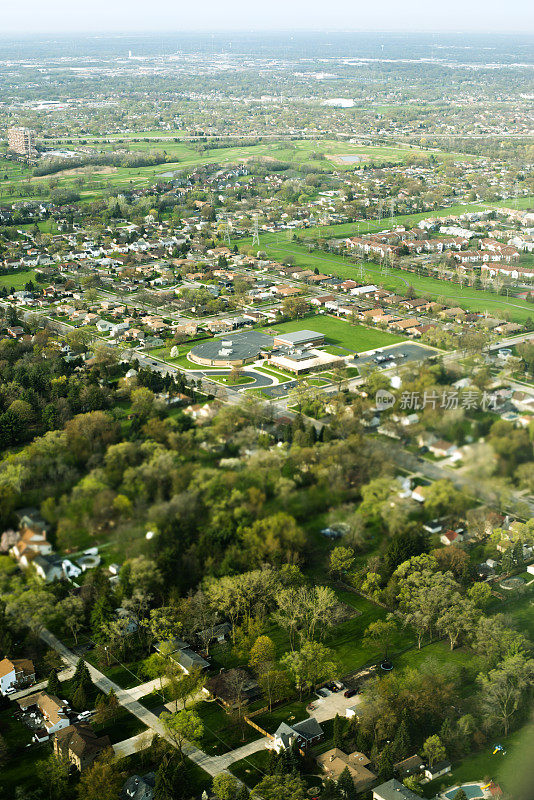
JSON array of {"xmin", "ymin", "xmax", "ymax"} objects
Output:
[{"xmin": 349, "ymin": 341, "xmax": 438, "ymax": 371}]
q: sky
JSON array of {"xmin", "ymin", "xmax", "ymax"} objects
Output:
[{"xmin": 1, "ymin": 0, "xmax": 533, "ymax": 35}]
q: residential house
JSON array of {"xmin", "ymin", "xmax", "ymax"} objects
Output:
[
  {"xmin": 423, "ymin": 760, "xmax": 452, "ymax": 780},
  {"xmin": 33, "ymin": 554, "xmax": 63, "ymax": 583},
  {"xmin": 411, "ymin": 484, "xmax": 433, "ymax": 504},
  {"xmin": 0, "ymin": 657, "xmax": 35, "ymax": 695},
  {"xmin": 18, "ymin": 691, "xmax": 70, "ymax": 736},
  {"xmin": 393, "ymin": 755, "xmax": 424, "ymax": 780},
  {"xmin": 206, "ymin": 668, "xmax": 260, "ymax": 708},
  {"xmin": 11, "ymin": 528, "xmax": 53, "ymax": 567},
  {"xmin": 428, "ymin": 440, "xmax": 457, "ymax": 458},
  {"xmin": 54, "ymin": 724, "xmax": 111, "ymax": 771},
  {"xmin": 316, "ymin": 748, "xmax": 377, "ymax": 792},
  {"xmin": 121, "ymin": 772, "xmax": 156, "ymax": 800},
  {"xmin": 440, "ymin": 530, "xmax": 464, "ymax": 546},
  {"xmin": 373, "ymin": 779, "xmax": 421, "ymax": 800},
  {"xmin": 267, "ymin": 718, "xmax": 324, "ymax": 753}
]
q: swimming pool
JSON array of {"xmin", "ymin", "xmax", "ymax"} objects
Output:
[{"xmin": 443, "ymin": 784, "xmax": 485, "ymax": 800}]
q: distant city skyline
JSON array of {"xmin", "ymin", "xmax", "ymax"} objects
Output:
[{"xmin": 2, "ymin": 0, "xmax": 534, "ymax": 35}]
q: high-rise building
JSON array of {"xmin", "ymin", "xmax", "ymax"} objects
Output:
[{"xmin": 7, "ymin": 127, "xmax": 37, "ymax": 158}]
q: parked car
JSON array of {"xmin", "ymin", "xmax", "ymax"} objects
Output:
[
  {"xmin": 317, "ymin": 688, "xmax": 330, "ymax": 698},
  {"xmin": 344, "ymin": 688, "xmax": 357, "ymax": 698},
  {"xmin": 326, "ymin": 682, "xmax": 339, "ymax": 692}
]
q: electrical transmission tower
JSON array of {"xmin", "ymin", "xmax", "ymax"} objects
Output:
[
  {"xmin": 221, "ymin": 214, "xmax": 232, "ymax": 247},
  {"xmin": 252, "ymin": 214, "xmax": 260, "ymax": 248}
]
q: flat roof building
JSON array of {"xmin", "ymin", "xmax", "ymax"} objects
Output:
[
  {"xmin": 269, "ymin": 348, "xmax": 343, "ymax": 375},
  {"xmin": 190, "ymin": 331, "xmax": 273, "ymax": 367},
  {"xmin": 273, "ymin": 330, "xmax": 325, "ymax": 348}
]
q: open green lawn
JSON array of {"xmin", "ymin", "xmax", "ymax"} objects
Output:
[
  {"xmin": 263, "ymin": 314, "xmax": 405, "ymax": 352},
  {"xmin": 92, "ymin": 706, "xmax": 146, "ymax": 743},
  {"xmin": 195, "ymin": 700, "xmax": 261, "ymax": 755},
  {"xmin": 0, "ymin": 269, "xmax": 37, "ymax": 290},
  {"xmin": 209, "ymin": 374, "xmax": 255, "ymax": 386},
  {"xmin": 422, "ymin": 722, "xmax": 534, "ymax": 798},
  {"xmin": 500, "ymin": 592, "xmax": 534, "ymax": 640},
  {"xmin": 0, "ymin": 706, "xmax": 33, "ymax": 749},
  {"xmin": 250, "ymin": 235, "xmax": 534, "ymax": 323},
  {"xmin": 253, "ymin": 364, "xmax": 294, "ymax": 381},
  {"xmin": 252, "ymin": 698, "xmax": 312, "ymax": 735},
  {"xmin": 229, "ymin": 748, "xmax": 271, "ymax": 786}
]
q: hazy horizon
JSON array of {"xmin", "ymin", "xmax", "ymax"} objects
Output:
[{"xmin": 1, "ymin": 0, "xmax": 534, "ymax": 35}]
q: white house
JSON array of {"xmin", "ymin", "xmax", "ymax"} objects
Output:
[
  {"xmin": 440, "ymin": 530, "xmax": 464, "ymax": 546},
  {"xmin": 33, "ymin": 555, "xmax": 63, "ymax": 583},
  {"xmin": 423, "ymin": 760, "xmax": 452, "ymax": 780},
  {"xmin": 0, "ymin": 657, "xmax": 35, "ymax": 695},
  {"xmin": 17, "ymin": 691, "xmax": 71, "ymax": 735}
]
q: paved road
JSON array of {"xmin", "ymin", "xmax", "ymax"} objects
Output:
[{"xmin": 393, "ymin": 445, "xmax": 534, "ymax": 515}]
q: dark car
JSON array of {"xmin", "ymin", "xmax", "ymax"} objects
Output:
[
  {"xmin": 344, "ymin": 688, "xmax": 357, "ymax": 698},
  {"xmin": 327, "ymin": 682, "xmax": 339, "ymax": 692}
]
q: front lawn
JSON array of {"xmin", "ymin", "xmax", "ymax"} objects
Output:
[
  {"xmin": 92, "ymin": 707, "xmax": 147, "ymax": 743},
  {"xmin": 252, "ymin": 698, "xmax": 312, "ymax": 735},
  {"xmin": 229, "ymin": 748, "xmax": 271, "ymax": 786},
  {"xmin": 195, "ymin": 700, "xmax": 262, "ymax": 754},
  {"xmin": 84, "ymin": 653, "xmax": 147, "ymax": 689}
]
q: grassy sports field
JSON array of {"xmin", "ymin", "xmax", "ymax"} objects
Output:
[{"xmin": 263, "ymin": 314, "xmax": 406, "ymax": 351}]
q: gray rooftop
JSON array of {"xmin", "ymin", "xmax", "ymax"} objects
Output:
[
  {"xmin": 176, "ymin": 648, "xmax": 209, "ymax": 671},
  {"xmin": 190, "ymin": 330, "xmax": 273, "ymax": 362},
  {"xmin": 274, "ymin": 329, "xmax": 325, "ymax": 345},
  {"xmin": 274, "ymin": 717, "xmax": 324, "ymax": 749},
  {"xmin": 373, "ymin": 779, "xmax": 422, "ymax": 800}
]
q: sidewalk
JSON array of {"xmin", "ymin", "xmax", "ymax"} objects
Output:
[
  {"xmin": 39, "ymin": 629, "xmax": 238, "ymax": 778},
  {"xmin": 113, "ymin": 730, "xmax": 154, "ymax": 758}
]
